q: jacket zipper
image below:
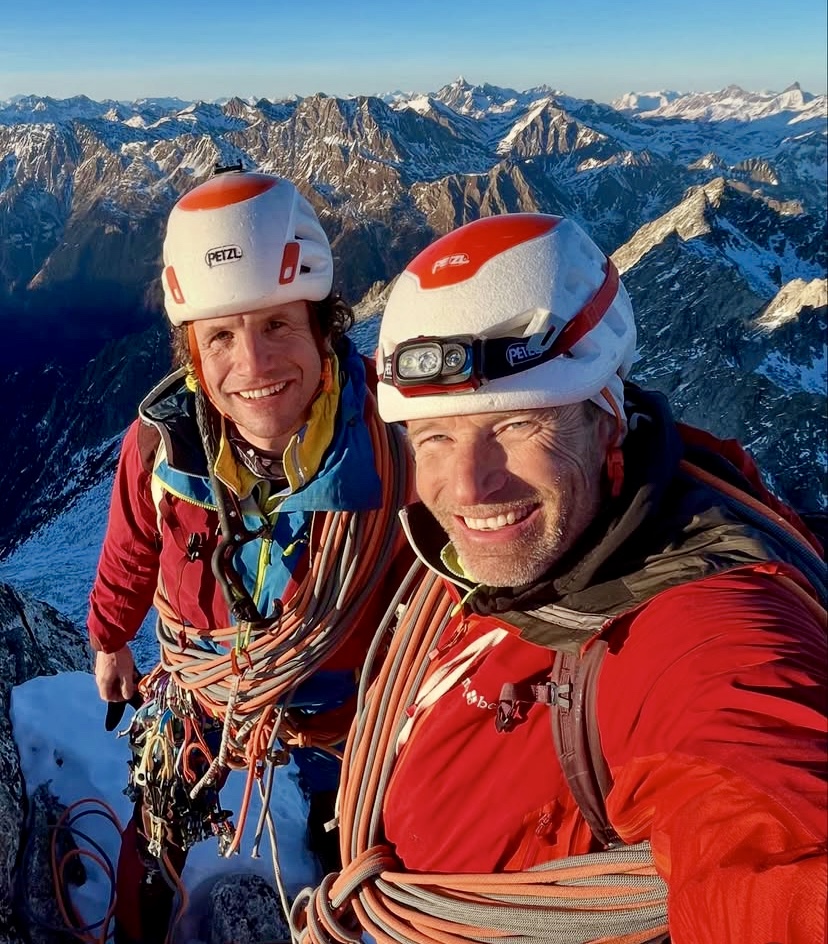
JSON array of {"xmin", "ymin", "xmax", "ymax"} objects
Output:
[{"xmin": 153, "ymin": 476, "xmax": 217, "ymax": 511}]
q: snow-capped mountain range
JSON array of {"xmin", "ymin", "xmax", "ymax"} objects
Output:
[{"xmin": 0, "ymin": 76, "xmax": 825, "ymax": 561}]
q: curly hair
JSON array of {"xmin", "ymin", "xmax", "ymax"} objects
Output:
[{"xmin": 170, "ymin": 292, "xmax": 355, "ymax": 369}]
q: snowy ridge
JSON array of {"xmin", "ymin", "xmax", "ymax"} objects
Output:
[
  {"xmin": 613, "ymin": 177, "xmax": 823, "ymax": 294},
  {"xmin": 0, "ymin": 75, "xmax": 824, "ymax": 552},
  {"xmin": 612, "ymin": 90, "xmax": 683, "ymax": 113},
  {"xmin": 754, "ymin": 278, "xmax": 828, "ymax": 330},
  {"xmin": 614, "ymin": 82, "xmax": 826, "ymax": 122}
]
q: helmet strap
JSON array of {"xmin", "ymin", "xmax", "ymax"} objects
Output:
[
  {"xmin": 186, "ymin": 323, "xmax": 236, "ymax": 420},
  {"xmin": 187, "ymin": 323, "xmax": 206, "ymax": 391}
]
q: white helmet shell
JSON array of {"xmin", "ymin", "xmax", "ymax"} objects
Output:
[
  {"xmin": 377, "ymin": 214, "xmax": 636, "ymax": 424},
  {"xmin": 162, "ymin": 172, "xmax": 333, "ymax": 326}
]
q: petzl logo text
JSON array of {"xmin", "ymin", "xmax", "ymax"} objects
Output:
[
  {"xmin": 205, "ymin": 245, "xmax": 244, "ymax": 267},
  {"xmin": 506, "ymin": 342, "xmax": 540, "ymax": 367},
  {"xmin": 431, "ymin": 253, "xmax": 469, "ymax": 275}
]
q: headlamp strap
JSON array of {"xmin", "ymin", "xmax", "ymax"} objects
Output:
[
  {"xmin": 385, "ymin": 255, "xmax": 620, "ymax": 391},
  {"xmin": 478, "ymin": 256, "xmax": 620, "ymax": 384},
  {"xmin": 549, "ymin": 257, "xmax": 619, "ymax": 358}
]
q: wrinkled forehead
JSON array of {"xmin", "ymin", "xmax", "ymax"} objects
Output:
[
  {"xmin": 190, "ymin": 300, "xmax": 312, "ymax": 334},
  {"xmin": 406, "ymin": 403, "xmax": 591, "ymax": 435}
]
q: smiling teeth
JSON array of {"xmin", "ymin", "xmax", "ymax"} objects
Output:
[
  {"xmin": 239, "ymin": 382, "xmax": 287, "ymax": 399},
  {"xmin": 463, "ymin": 507, "xmax": 532, "ymax": 531}
]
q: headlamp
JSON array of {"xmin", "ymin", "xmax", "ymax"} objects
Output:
[
  {"xmin": 394, "ymin": 339, "xmax": 473, "ymax": 384},
  {"xmin": 386, "ymin": 337, "xmax": 477, "ymax": 393},
  {"xmin": 383, "ymin": 329, "xmax": 566, "ymax": 398}
]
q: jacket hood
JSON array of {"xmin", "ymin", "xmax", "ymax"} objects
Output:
[{"xmin": 139, "ymin": 368, "xmax": 206, "ymax": 475}]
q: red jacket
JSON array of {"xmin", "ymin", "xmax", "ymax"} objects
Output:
[
  {"xmin": 88, "ymin": 353, "xmax": 413, "ymax": 684},
  {"xmin": 383, "ymin": 564, "xmax": 826, "ymax": 944},
  {"xmin": 377, "ymin": 387, "xmax": 827, "ymax": 944}
]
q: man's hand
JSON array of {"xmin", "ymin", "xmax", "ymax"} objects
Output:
[{"xmin": 94, "ymin": 646, "xmax": 137, "ymax": 702}]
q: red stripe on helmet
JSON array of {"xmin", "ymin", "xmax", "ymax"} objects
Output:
[
  {"xmin": 176, "ymin": 172, "xmax": 278, "ymax": 211},
  {"xmin": 164, "ymin": 266, "xmax": 185, "ymax": 304},
  {"xmin": 550, "ymin": 257, "xmax": 620, "ymax": 357},
  {"xmin": 408, "ymin": 214, "xmax": 561, "ymax": 289},
  {"xmin": 279, "ymin": 241, "xmax": 301, "ymax": 284}
]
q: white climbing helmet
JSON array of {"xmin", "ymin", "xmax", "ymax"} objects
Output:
[
  {"xmin": 376, "ymin": 213, "xmax": 636, "ymax": 425},
  {"xmin": 162, "ymin": 170, "xmax": 333, "ymax": 326}
]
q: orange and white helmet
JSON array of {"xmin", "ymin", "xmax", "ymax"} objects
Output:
[
  {"xmin": 161, "ymin": 170, "xmax": 333, "ymax": 326},
  {"xmin": 377, "ymin": 214, "xmax": 636, "ymax": 426}
]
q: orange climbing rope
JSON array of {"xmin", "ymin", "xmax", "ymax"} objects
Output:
[
  {"xmin": 292, "ymin": 570, "xmax": 669, "ymax": 944},
  {"xmin": 133, "ymin": 397, "xmax": 411, "ymax": 856}
]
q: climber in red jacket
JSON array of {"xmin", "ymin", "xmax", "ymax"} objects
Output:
[
  {"xmin": 87, "ymin": 167, "xmax": 412, "ymax": 944},
  {"xmin": 296, "ymin": 213, "xmax": 827, "ymax": 944}
]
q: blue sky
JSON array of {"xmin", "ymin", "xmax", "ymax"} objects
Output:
[{"xmin": 1, "ymin": 0, "xmax": 825, "ymax": 104}]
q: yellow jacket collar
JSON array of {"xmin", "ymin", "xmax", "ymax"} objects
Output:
[{"xmin": 441, "ymin": 542, "xmax": 471, "ymax": 580}]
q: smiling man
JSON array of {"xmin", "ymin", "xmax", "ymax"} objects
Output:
[
  {"xmin": 300, "ymin": 214, "xmax": 827, "ymax": 944},
  {"xmin": 87, "ymin": 169, "xmax": 412, "ymax": 944},
  {"xmin": 407, "ymin": 402, "xmax": 611, "ymax": 587}
]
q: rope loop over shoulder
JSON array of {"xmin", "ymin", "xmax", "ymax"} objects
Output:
[
  {"xmin": 139, "ymin": 395, "xmax": 412, "ymax": 853},
  {"xmin": 293, "ymin": 566, "xmax": 670, "ymax": 944}
]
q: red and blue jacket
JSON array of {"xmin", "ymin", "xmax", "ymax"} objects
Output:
[{"xmin": 88, "ymin": 339, "xmax": 413, "ymax": 787}]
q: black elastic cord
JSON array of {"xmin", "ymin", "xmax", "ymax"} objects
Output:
[{"xmin": 194, "ymin": 386, "xmax": 266, "ymax": 624}]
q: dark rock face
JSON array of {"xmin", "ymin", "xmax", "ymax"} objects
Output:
[
  {"xmin": 614, "ymin": 178, "xmax": 826, "ymax": 511},
  {"xmin": 15, "ymin": 784, "xmax": 85, "ymax": 944},
  {"xmin": 0, "ymin": 322, "xmax": 171, "ymax": 555},
  {"xmin": 0, "ymin": 584, "xmax": 88, "ymax": 942},
  {"xmin": 175, "ymin": 872, "xmax": 291, "ymax": 944}
]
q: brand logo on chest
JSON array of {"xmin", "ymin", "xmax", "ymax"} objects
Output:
[{"xmin": 461, "ymin": 677, "xmax": 496, "ymax": 711}]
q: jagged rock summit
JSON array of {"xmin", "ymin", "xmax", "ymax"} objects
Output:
[{"xmin": 0, "ymin": 584, "xmax": 89, "ymax": 942}]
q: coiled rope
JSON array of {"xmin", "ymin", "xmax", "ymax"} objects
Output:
[
  {"xmin": 136, "ymin": 391, "xmax": 411, "ymax": 855},
  {"xmin": 292, "ymin": 569, "xmax": 670, "ymax": 944}
]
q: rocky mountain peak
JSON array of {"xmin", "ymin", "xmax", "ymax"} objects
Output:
[
  {"xmin": 0, "ymin": 79, "xmax": 824, "ymax": 552},
  {"xmin": 753, "ymin": 278, "xmax": 828, "ymax": 330},
  {"xmin": 613, "ymin": 178, "xmax": 725, "ymax": 272}
]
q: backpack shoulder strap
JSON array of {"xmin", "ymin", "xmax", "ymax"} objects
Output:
[
  {"xmin": 676, "ymin": 421, "xmax": 826, "ymax": 605},
  {"xmin": 494, "ymin": 638, "xmax": 620, "ymax": 848},
  {"xmin": 136, "ymin": 420, "xmax": 166, "ymax": 534},
  {"xmin": 549, "ymin": 642, "xmax": 621, "ymax": 849},
  {"xmin": 677, "ymin": 421, "xmax": 824, "ymax": 556},
  {"xmin": 136, "ymin": 419, "xmax": 162, "ymax": 476}
]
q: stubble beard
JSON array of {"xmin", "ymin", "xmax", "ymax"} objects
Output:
[{"xmin": 439, "ymin": 501, "xmax": 573, "ymax": 589}]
